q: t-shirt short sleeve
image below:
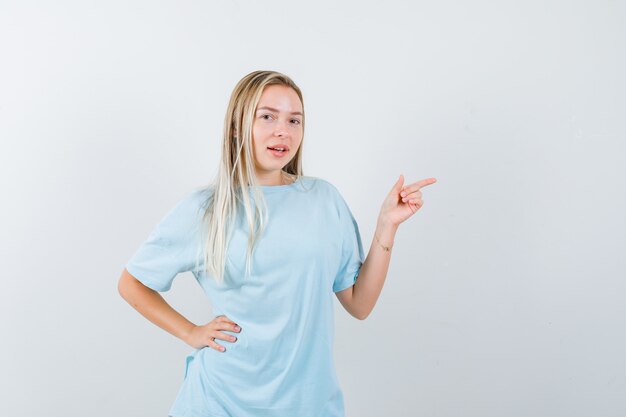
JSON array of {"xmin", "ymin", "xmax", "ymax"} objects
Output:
[
  {"xmin": 332, "ymin": 189, "xmax": 365, "ymax": 293},
  {"xmin": 125, "ymin": 190, "xmax": 204, "ymax": 292}
]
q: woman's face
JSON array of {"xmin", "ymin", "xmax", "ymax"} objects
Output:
[{"xmin": 251, "ymin": 85, "xmax": 303, "ymax": 181}]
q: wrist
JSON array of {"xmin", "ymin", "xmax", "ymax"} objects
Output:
[
  {"xmin": 374, "ymin": 232, "xmax": 393, "ymax": 252},
  {"xmin": 376, "ymin": 216, "xmax": 399, "ymax": 233},
  {"xmin": 375, "ymin": 217, "xmax": 398, "ymax": 251},
  {"xmin": 180, "ymin": 323, "xmax": 197, "ymax": 345}
]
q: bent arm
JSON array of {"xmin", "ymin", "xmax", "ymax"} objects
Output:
[
  {"xmin": 117, "ymin": 268, "xmax": 196, "ymax": 344},
  {"xmin": 336, "ymin": 219, "xmax": 397, "ymax": 320}
]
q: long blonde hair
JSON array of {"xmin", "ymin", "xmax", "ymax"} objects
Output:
[{"xmin": 198, "ymin": 70, "xmax": 306, "ymax": 284}]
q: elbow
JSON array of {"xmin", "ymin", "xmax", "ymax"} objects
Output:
[
  {"xmin": 117, "ymin": 274, "xmax": 129, "ymax": 301},
  {"xmin": 354, "ymin": 309, "xmax": 370, "ymax": 321},
  {"xmin": 117, "ymin": 268, "xmax": 139, "ymax": 301}
]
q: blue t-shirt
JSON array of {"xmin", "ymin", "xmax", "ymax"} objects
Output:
[{"xmin": 125, "ymin": 175, "xmax": 365, "ymax": 417}]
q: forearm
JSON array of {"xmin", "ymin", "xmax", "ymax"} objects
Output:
[
  {"xmin": 352, "ymin": 218, "xmax": 398, "ymax": 319},
  {"xmin": 118, "ymin": 270, "xmax": 196, "ymax": 344}
]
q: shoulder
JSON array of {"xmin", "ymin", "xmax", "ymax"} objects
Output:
[
  {"xmin": 298, "ymin": 176, "xmax": 351, "ymax": 219},
  {"xmin": 298, "ymin": 175, "xmax": 342, "ymax": 198},
  {"xmin": 187, "ymin": 185, "xmax": 214, "ymax": 210},
  {"xmin": 160, "ymin": 186, "xmax": 213, "ymax": 226}
]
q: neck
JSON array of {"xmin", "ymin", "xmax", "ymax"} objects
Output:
[{"xmin": 255, "ymin": 170, "xmax": 292, "ymax": 186}]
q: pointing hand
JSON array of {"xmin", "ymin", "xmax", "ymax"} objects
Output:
[{"xmin": 379, "ymin": 174, "xmax": 437, "ymax": 226}]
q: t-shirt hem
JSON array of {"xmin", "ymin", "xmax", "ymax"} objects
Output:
[
  {"xmin": 125, "ymin": 263, "xmax": 170, "ymax": 292},
  {"xmin": 332, "ymin": 269, "xmax": 360, "ymax": 293}
]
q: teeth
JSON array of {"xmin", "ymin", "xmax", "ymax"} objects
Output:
[{"xmin": 270, "ymin": 147, "xmax": 285, "ymax": 151}]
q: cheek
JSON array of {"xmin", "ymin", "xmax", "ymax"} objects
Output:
[
  {"xmin": 251, "ymin": 127, "xmax": 262, "ymax": 147},
  {"xmin": 252, "ymin": 124, "xmax": 269, "ymax": 144},
  {"xmin": 293, "ymin": 132, "xmax": 304, "ymax": 148}
]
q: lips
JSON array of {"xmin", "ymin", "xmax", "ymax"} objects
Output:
[{"xmin": 267, "ymin": 144, "xmax": 289, "ymax": 152}]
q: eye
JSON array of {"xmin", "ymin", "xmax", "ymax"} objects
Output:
[
  {"xmin": 291, "ymin": 119, "xmax": 301, "ymax": 125},
  {"xmin": 261, "ymin": 114, "xmax": 273, "ymax": 120}
]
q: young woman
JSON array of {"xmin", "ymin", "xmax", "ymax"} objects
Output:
[{"xmin": 118, "ymin": 70, "xmax": 437, "ymax": 417}]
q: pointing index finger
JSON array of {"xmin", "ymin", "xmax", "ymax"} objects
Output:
[
  {"xmin": 406, "ymin": 178, "xmax": 437, "ymax": 191},
  {"xmin": 400, "ymin": 177, "xmax": 437, "ymax": 196},
  {"xmin": 415, "ymin": 177, "xmax": 437, "ymax": 189}
]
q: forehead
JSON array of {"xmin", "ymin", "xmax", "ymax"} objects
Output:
[{"xmin": 256, "ymin": 85, "xmax": 303, "ymax": 113}]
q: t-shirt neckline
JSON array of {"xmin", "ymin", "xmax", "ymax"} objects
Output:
[{"xmin": 248, "ymin": 176, "xmax": 304, "ymax": 193}]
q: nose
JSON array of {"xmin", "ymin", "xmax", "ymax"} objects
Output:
[{"xmin": 273, "ymin": 119, "xmax": 289, "ymax": 137}]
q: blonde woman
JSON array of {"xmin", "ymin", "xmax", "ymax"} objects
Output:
[{"xmin": 118, "ymin": 70, "xmax": 437, "ymax": 417}]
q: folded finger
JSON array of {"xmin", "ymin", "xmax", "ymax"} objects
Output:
[{"xmin": 401, "ymin": 191, "xmax": 422, "ymax": 202}]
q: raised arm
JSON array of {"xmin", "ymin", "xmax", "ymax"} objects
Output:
[{"xmin": 336, "ymin": 175, "xmax": 437, "ymax": 320}]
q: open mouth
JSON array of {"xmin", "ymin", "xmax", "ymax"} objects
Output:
[
  {"xmin": 267, "ymin": 147, "xmax": 287, "ymax": 152},
  {"xmin": 267, "ymin": 146, "xmax": 288, "ymax": 156}
]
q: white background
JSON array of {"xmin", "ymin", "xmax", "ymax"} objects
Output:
[{"xmin": 1, "ymin": 1, "xmax": 625, "ymax": 416}]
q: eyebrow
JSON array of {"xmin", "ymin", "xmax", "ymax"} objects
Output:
[{"xmin": 256, "ymin": 106, "xmax": 303, "ymax": 116}]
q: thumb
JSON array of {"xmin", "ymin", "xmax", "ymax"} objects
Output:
[{"xmin": 392, "ymin": 174, "xmax": 404, "ymax": 193}]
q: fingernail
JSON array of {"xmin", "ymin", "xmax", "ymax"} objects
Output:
[{"xmin": 235, "ymin": 325, "xmax": 241, "ymax": 331}]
